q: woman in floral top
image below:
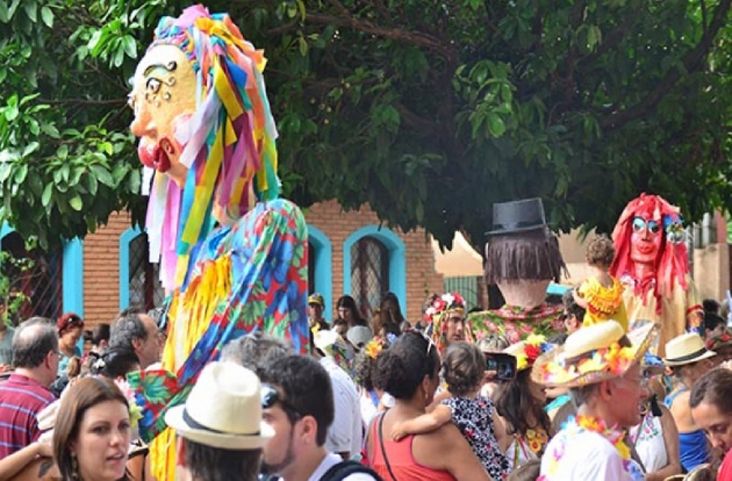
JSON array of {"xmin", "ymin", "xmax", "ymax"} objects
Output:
[
  {"xmin": 496, "ymin": 335, "xmax": 554, "ymax": 469},
  {"xmin": 391, "ymin": 342, "xmax": 510, "ymax": 480}
]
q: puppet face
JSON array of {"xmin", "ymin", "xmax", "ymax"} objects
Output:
[
  {"xmin": 129, "ymin": 44, "xmax": 197, "ymax": 187},
  {"xmin": 629, "ymin": 215, "xmax": 663, "ymax": 266}
]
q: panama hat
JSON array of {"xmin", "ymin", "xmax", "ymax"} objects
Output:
[
  {"xmin": 663, "ymin": 332, "xmax": 716, "ymax": 367},
  {"xmin": 165, "ymin": 361, "xmax": 274, "ymax": 450},
  {"xmin": 532, "ymin": 320, "xmax": 658, "ymax": 388},
  {"xmin": 313, "ymin": 329, "xmax": 355, "ymax": 373}
]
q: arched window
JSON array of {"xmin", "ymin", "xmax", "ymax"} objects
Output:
[
  {"xmin": 350, "ymin": 236, "xmax": 389, "ymax": 320},
  {"xmin": 127, "ymin": 233, "xmax": 165, "ymax": 311},
  {"xmin": 120, "ymin": 228, "xmax": 165, "ymax": 311},
  {"xmin": 343, "ymin": 225, "xmax": 406, "ymax": 322}
]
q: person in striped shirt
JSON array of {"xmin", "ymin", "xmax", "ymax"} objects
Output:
[{"xmin": 0, "ymin": 317, "xmax": 57, "ymax": 457}]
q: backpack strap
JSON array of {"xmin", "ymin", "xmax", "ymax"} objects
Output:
[{"xmin": 319, "ymin": 460, "xmax": 382, "ymax": 481}]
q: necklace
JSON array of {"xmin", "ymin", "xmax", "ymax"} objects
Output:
[
  {"xmin": 523, "ymin": 428, "xmax": 549, "ymax": 454},
  {"xmin": 574, "ymin": 415, "xmax": 631, "ymax": 461}
]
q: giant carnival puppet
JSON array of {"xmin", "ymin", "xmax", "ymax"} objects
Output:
[
  {"xmin": 610, "ymin": 193, "xmax": 702, "ymax": 352},
  {"xmin": 125, "ymin": 5, "xmax": 308, "ymax": 478},
  {"xmin": 469, "ymin": 198, "xmax": 567, "ymax": 342}
]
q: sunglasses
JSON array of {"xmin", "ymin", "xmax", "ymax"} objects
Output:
[
  {"xmin": 632, "ymin": 216, "xmax": 661, "ymax": 235},
  {"xmin": 261, "ymin": 383, "xmax": 302, "ymax": 421}
]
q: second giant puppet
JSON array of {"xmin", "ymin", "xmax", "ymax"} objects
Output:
[
  {"xmin": 610, "ymin": 193, "xmax": 702, "ymax": 351},
  {"xmin": 470, "ymin": 198, "xmax": 566, "ymax": 342},
  {"xmin": 126, "ymin": 5, "xmax": 308, "ymax": 478}
]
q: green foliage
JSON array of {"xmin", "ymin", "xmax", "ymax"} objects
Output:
[
  {"xmin": 0, "ymin": 248, "xmax": 34, "ymax": 326},
  {"xmin": 0, "ymin": 0, "xmax": 730, "ymax": 250}
]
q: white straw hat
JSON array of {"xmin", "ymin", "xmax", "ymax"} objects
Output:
[
  {"xmin": 165, "ymin": 361, "xmax": 274, "ymax": 450},
  {"xmin": 663, "ymin": 332, "xmax": 717, "ymax": 367},
  {"xmin": 532, "ymin": 320, "xmax": 658, "ymax": 388}
]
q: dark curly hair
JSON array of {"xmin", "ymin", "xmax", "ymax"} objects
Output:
[
  {"xmin": 372, "ymin": 331, "xmax": 438, "ymax": 400},
  {"xmin": 354, "ymin": 351, "xmax": 377, "ymax": 391},
  {"xmin": 586, "ymin": 234, "xmax": 615, "ymax": 267},
  {"xmin": 495, "ymin": 369, "xmax": 551, "ymax": 438},
  {"xmin": 442, "ymin": 342, "xmax": 484, "ymax": 397}
]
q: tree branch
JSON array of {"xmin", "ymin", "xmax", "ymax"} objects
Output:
[
  {"xmin": 600, "ymin": 0, "xmax": 731, "ymax": 129},
  {"xmin": 304, "ymin": 12, "xmax": 457, "ymax": 63},
  {"xmin": 394, "ymin": 102, "xmax": 440, "ymax": 135}
]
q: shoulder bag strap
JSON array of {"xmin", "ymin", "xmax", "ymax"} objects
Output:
[{"xmin": 378, "ymin": 413, "xmax": 399, "ymax": 481}]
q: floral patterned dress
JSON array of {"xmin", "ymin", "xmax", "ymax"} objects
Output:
[
  {"xmin": 469, "ymin": 304, "xmax": 564, "ymax": 344},
  {"xmin": 443, "ymin": 395, "xmax": 511, "ymax": 480}
]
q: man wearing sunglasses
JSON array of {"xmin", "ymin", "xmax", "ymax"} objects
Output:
[
  {"xmin": 259, "ymin": 355, "xmax": 381, "ymax": 481},
  {"xmin": 610, "ymin": 193, "xmax": 703, "ymax": 354}
]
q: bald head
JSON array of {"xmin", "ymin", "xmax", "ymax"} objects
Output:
[{"xmin": 12, "ymin": 317, "xmax": 58, "ymax": 368}]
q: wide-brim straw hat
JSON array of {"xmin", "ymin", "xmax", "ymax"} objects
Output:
[
  {"xmin": 532, "ymin": 320, "xmax": 658, "ymax": 388},
  {"xmin": 663, "ymin": 332, "xmax": 717, "ymax": 367},
  {"xmin": 165, "ymin": 361, "xmax": 274, "ymax": 450}
]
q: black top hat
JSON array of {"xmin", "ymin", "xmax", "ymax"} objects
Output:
[{"xmin": 485, "ymin": 197, "xmax": 548, "ymax": 235}]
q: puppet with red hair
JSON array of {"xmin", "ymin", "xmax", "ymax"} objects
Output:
[{"xmin": 610, "ymin": 193, "xmax": 702, "ymax": 351}]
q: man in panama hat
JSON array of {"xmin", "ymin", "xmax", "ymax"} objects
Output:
[
  {"xmin": 532, "ymin": 320, "xmax": 658, "ymax": 480},
  {"xmin": 663, "ymin": 332, "xmax": 717, "ymax": 472},
  {"xmin": 166, "ymin": 361, "xmax": 274, "ymax": 481}
]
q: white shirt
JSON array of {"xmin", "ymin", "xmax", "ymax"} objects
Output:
[
  {"xmin": 631, "ymin": 413, "xmax": 668, "ymax": 473},
  {"xmin": 307, "ymin": 452, "xmax": 377, "ymax": 481},
  {"xmin": 540, "ymin": 430, "xmax": 634, "ymax": 481},
  {"xmin": 320, "ymin": 357, "xmax": 363, "ymax": 458}
]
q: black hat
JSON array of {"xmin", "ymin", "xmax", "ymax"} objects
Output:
[{"xmin": 485, "ymin": 198, "xmax": 548, "ymax": 235}]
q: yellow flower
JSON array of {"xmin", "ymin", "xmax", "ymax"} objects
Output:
[
  {"xmin": 577, "ymin": 353, "xmax": 605, "ymax": 374},
  {"xmin": 365, "ymin": 339, "xmax": 383, "ymax": 359},
  {"xmin": 525, "ymin": 333, "xmax": 546, "ymax": 347},
  {"xmin": 614, "ymin": 439, "xmax": 631, "ymax": 460},
  {"xmin": 577, "ymin": 415, "xmax": 602, "ymax": 432},
  {"xmin": 516, "ymin": 354, "xmax": 529, "ymax": 371}
]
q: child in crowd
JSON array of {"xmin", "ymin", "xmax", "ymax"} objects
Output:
[
  {"xmin": 391, "ymin": 342, "xmax": 510, "ymax": 480},
  {"xmin": 573, "ymin": 234, "xmax": 628, "ymax": 331}
]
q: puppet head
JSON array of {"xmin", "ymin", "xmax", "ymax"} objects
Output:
[
  {"xmin": 129, "ymin": 5, "xmax": 280, "ymax": 290},
  {"xmin": 610, "ymin": 193, "xmax": 689, "ymax": 306},
  {"xmin": 484, "ymin": 198, "xmax": 566, "ymax": 305}
]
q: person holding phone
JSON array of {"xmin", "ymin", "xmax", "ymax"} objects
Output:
[
  {"xmin": 390, "ymin": 342, "xmax": 510, "ymax": 480},
  {"xmin": 496, "ymin": 335, "xmax": 555, "ymax": 470}
]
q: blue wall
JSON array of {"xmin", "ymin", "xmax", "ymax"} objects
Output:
[
  {"xmin": 342, "ymin": 225, "xmax": 406, "ymax": 315},
  {"xmin": 307, "ymin": 225, "xmax": 333, "ymax": 321},
  {"xmin": 62, "ymin": 238, "xmax": 84, "ymax": 316}
]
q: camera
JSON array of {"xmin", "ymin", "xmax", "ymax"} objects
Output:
[{"xmin": 484, "ymin": 352, "xmax": 517, "ymax": 381}]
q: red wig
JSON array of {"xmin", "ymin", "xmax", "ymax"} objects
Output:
[{"xmin": 610, "ymin": 193, "xmax": 689, "ymax": 313}]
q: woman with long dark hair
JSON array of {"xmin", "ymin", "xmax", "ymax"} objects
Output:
[
  {"xmin": 335, "ymin": 295, "xmax": 368, "ymax": 329},
  {"xmin": 496, "ymin": 337, "xmax": 554, "ymax": 470},
  {"xmin": 364, "ymin": 331, "xmax": 490, "ymax": 481}
]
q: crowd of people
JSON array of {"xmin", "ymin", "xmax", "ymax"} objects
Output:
[{"xmin": 0, "ymin": 277, "xmax": 731, "ymax": 481}]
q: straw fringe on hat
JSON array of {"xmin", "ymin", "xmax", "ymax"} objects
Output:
[
  {"xmin": 663, "ymin": 332, "xmax": 716, "ymax": 367},
  {"xmin": 531, "ymin": 320, "xmax": 658, "ymax": 388},
  {"xmin": 165, "ymin": 361, "xmax": 274, "ymax": 450}
]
